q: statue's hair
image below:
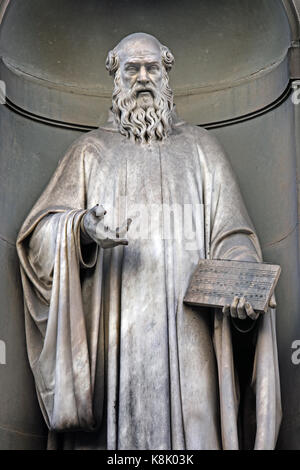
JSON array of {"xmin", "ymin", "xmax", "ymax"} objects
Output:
[
  {"xmin": 106, "ymin": 49, "xmax": 120, "ymax": 76},
  {"xmin": 105, "ymin": 42, "xmax": 174, "ymax": 75}
]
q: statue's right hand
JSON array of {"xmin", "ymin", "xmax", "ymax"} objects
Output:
[{"xmin": 82, "ymin": 204, "xmax": 131, "ymax": 249}]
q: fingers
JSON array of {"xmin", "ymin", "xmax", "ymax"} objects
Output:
[
  {"xmin": 91, "ymin": 204, "xmax": 107, "ymax": 219},
  {"xmin": 237, "ymin": 296, "xmax": 247, "ymax": 320},
  {"xmin": 96, "ymin": 221, "xmax": 129, "ymax": 248},
  {"xmin": 116, "ymin": 218, "xmax": 132, "ymax": 238},
  {"xmin": 269, "ymin": 294, "xmax": 277, "ymax": 309},
  {"xmin": 114, "ymin": 218, "xmax": 132, "ymax": 246},
  {"xmin": 113, "ymin": 238, "xmax": 129, "ymax": 246},
  {"xmin": 245, "ymin": 301, "xmax": 259, "ymax": 320},
  {"xmin": 230, "ymin": 296, "xmax": 239, "ymax": 318},
  {"xmin": 222, "ymin": 304, "xmax": 230, "ymax": 317},
  {"xmin": 102, "ymin": 236, "xmax": 129, "ymax": 248},
  {"xmin": 225, "ymin": 296, "xmax": 259, "ymax": 321},
  {"xmin": 89, "ymin": 206, "xmax": 133, "ymax": 240}
]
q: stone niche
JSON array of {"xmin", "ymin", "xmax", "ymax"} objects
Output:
[{"xmin": 0, "ymin": 0, "xmax": 299, "ymax": 449}]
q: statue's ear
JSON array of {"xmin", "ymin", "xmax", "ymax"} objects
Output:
[
  {"xmin": 105, "ymin": 49, "xmax": 119, "ymax": 75},
  {"xmin": 161, "ymin": 45, "xmax": 175, "ymax": 72}
]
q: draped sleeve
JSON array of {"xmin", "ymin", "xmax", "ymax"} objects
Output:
[
  {"xmin": 16, "ymin": 134, "xmax": 103, "ymax": 432},
  {"xmin": 196, "ymin": 127, "xmax": 282, "ymax": 450}
]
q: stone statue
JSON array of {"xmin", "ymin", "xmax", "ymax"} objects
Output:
[{"xmin": 16, "ymin": 33, "xmax": 281, "ymax": 450}]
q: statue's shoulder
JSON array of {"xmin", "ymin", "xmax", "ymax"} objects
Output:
[
  {"xmin": 180, "ymin": 123, "xmax": 230, "ymax": 169},
  {"xmin": 182, "ymin": 123, "xmax": 220, "ymax": 147},
  {"xmin": 64, "ymin": 127, "xmax": 115, "ymax": 160},
  {"xmin": 73, "ymin": 128, "xmax": 109, "ymax": 148}
]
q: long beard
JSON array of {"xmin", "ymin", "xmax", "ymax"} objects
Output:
[{"xmin": 111, "ymin": 70, "xmax": 174, "ymax": 144}]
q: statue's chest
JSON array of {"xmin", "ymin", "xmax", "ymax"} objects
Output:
[
  {"xmin": 87, "ymin": 137, "xmax": 203, "ymax": 208},
  {"xmin": 124, "ymin": 140, "xmax": 199, "ymax": 201}
]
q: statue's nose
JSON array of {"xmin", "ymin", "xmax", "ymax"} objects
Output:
[{"xmin": 137, "ymin": 66, "xmax": 149, "ymax": 85}]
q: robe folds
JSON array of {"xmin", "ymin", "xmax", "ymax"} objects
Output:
[{"xmin": 16, "ymin": 116, "xmax": 282, "ymax": 450}]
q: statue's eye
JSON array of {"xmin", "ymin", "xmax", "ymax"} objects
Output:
[
  {"xmin": 125, "ymin": 66, "xmax": 138, "ymax": 74},
  {"xmin": 148, "ymin": 65, "xmax": 159, "ymax": 72}
]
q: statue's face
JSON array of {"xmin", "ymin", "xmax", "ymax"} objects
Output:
[
  {"xmin": 110, "ymin": 34, "xmax": 173, "ymax": 143},
  {"xmin": 118, "ymin": 39, "xmax": 163, "ymax": 110}
]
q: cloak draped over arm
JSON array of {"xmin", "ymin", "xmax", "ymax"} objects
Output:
[
  {"xmin": 197, "ymin": 130, "xmax": 282, "ymax": 449},
  {"xmin": 16, "ymin": 136, "xmax": 102, "ymax": 431}
]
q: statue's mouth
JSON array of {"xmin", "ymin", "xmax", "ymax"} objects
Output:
[{"xmin": 136, "ymin": 89, "xmax": 154, "ymax": 98}]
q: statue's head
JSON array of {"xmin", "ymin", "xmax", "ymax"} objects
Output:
[{"xmin": 106, "ymin": 33, "xmax": 175, "ymax": 144}]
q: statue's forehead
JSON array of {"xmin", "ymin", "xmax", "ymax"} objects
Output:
[{"xmin": 117, "ymin": 38, "xmax": 161, "ymax": 63}]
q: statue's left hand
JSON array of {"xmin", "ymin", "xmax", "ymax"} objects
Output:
[{"xmin": 222, "ymin": 294, "xmax": 277, "ymax": 320}]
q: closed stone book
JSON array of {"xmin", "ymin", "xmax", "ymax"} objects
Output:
[{"xmin": 184, "ymin": 259, "xmax": 281, "ymax": 313}]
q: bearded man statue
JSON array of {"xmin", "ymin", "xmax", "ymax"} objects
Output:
[
  {"xmin": 108, "ymin": 40, "xmax": 174, "ymax": 143},
  {"xmin": 16, "ymin": 33, "xmax": 281, "ymax": 450}
]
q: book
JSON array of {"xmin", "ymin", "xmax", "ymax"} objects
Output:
[{"xmin": 184, "ymin": 259, "xmax": 281, "ymax": 313}]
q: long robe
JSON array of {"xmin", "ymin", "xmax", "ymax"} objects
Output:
[{"xmin": 16, "ymin": 114, "xmax": 281, "ymax": 450}]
